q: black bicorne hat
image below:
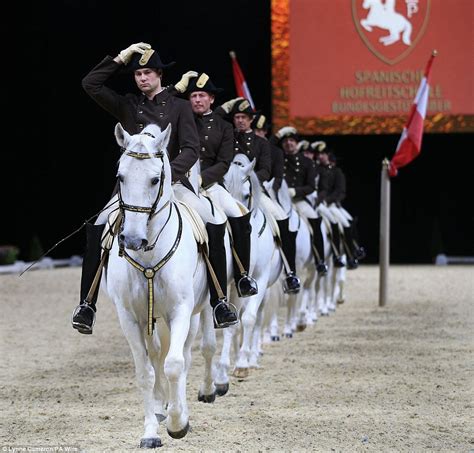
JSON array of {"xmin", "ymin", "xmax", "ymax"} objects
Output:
[
  {"xmin": 126, "ymin": 48, "xmax": 176, "ymax": 71},
  {"xmin": 251, "ymin": 113, "xmax": 269, "ymax": 131},
  {"xmin": 186, "ymin": 73, "xmax": 224, "ymax": 95},
  {"xmin": 230, "ymin": 99, "xmax": 260, "ymax": 117}
]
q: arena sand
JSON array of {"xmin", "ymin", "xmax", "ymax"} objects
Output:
[{"xmin": 1, "ymin": 265, "xmax": 472, "ymax": 452}]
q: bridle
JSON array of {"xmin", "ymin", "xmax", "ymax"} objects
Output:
[{"xmin": 116, "ymin": 136, "xmax": 183, "ymax": 335}]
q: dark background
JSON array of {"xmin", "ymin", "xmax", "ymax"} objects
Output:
[{"xmin": 3, "ymin": 0, "xmax": 473, "ymax": 264}]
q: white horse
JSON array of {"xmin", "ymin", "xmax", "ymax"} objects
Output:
[
  {"xmin": 215, "ymin": 153, "xmax": 283, "ymax": 382},
  {"xmin": 263, "ymin": 178, "xmax": 318, "ymax": 338},
  {"xmin": 361, "ymin": 0, "xmax": 412, "ymax": 46},
  {"xmin": 102, "ymin": 123, "xmax": 218, "ymax": 448}
]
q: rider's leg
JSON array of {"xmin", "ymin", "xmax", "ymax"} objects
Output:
[
  {"xmin": 260, "ymin": 193, "xmax": 300, "ymax": 293},
  {"xmin": 72, "ymin": 195, "xmax": 119, "ymax": 335},
  {"xmin": 295, "ymin": 201, "xmax": 328, "ymax": 276},
  {"xmin": 207, "ymin": 184, "xmax": 258, "ymax": 298},
  {"xmin": 174, "ymin": 183, "xmax": 237, "ymax": 328}
]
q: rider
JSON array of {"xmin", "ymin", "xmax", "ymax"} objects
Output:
[
  {"xmin": 317, "ymin": 147, "xmax": 365, "ymax": 268},
  {"xmin": 274, "ymin": 126, "xmax": 329, "ymax": 276},
  {"xmin": 252, "ymin": 112, "xmax": 301, "ymax": 293},
  {"xmin": 173, "ymin": 71, "xmax": 259, "ymax": 302},
  {"xmin": 72, "ymin": 43, "xmax": 237, "ymax": 333}
]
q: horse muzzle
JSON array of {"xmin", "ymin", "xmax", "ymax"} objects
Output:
[{"xmin": 119, "ymin": 234, "xmax": 148, "ymax": 251}]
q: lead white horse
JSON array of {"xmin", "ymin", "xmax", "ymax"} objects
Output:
[
  {"xmin": 102, "ymin": 123, "xmax": 217, "ymax": 448},
  {"xmin": 215, "ymin": 153, "xmax": 283, "ymax": 384}
]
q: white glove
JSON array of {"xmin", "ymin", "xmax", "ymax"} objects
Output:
[
  {"xmin": 175, "ymin": 70, "xmax": 199, "ymax": 93},
  {"xmin": 288, "ymin": 188, "xmax": 296, "ymax": 198},
  {"xmin": 297, "ymin": 140, "xmax": 309, "ymax": 152},
  {"xmin": 221, "ymin": 97, "xmax": 244, "ymax": 114},
  {"xmin": 118, "ymin": 42, "xmax": 151, "ymax": 65},
  {"xmin": 276, "ymin": 126, "xmax": 297, "ymax": 139},
  {"xmin": 311, "ymin": 141, "xmax": 326, "ymax": 152}
]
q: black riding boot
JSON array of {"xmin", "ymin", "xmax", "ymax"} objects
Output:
[
  {"xmin": 276, "ymin": 218, "xmax": 301, "ymax": 293},
  {"xmin": 227, "ymin": 212, "xmax": 258, "ymax": 297},
  {"xmin": 72, "ymin": 223, "xmax": 106, "ymax": 335},
  {"xmin": 349, "ymin": 217, "xmax": 366, "ymax": 260},
  {"xmin": 206, "ymin": 222, "xmax": 238, "ymax": 329},
  {"xmin": 342, "ymin": 226, "xmax": 359, "ymax": 270},
  {"xmin": 330, "ymin": 222, "xmax": 345, "ymax": 268},
  {"xmin": 307, "ymin": 218, "xmax": 329, "ymax": 276}
]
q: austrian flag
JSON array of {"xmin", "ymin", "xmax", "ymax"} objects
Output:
[
  {"xmin": 229, "ymin": 50, "xmax": 255, "ymax": 109},
  {"xmin": 389, "ymin": 52, "xmax": 437, "ymax": 177}
]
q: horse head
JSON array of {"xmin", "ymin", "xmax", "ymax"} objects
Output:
[
  {"xmin": 224, "ymin": 153, "xmax": 261, "ymax": 212},
  {"xmin": 115, "ymin": 122, "xmax": 172, "ymax": 251}
]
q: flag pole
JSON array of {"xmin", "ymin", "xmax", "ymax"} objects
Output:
[{"xmin": 379, "ymin": 158, "xmax": 391, "ymax": 307}]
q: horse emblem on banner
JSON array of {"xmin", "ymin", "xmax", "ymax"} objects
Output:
[{"xmin": 352, "ymin": 0, "xmax": 431, "ymax": 65}]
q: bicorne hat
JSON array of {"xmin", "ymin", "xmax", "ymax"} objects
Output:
[
  {"xmin": 127, "ymin": 48, "xmax": 175, "ymax": 71},
  {"xmin": 230, "ymin": 99, "xmax": 260, "ymax": 117},
  {"xmin": 186, "ymin": 73, "xmax": 224, "ymax": 95}
]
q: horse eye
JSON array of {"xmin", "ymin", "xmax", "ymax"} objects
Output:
[
  {"xmin": 151, "ymin": 177, "xmax": 160, "ymax": 186},
  {"xmin": 244, "ymin": 194, "xmax": 250, "ymax": 200},
  {"xmin": 118, "ymin": 174, "xmax": 124, "ymax": 183}
]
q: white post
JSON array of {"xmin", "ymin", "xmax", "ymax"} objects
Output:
[{"xmin": 379, "ymin": 159, "xmax": 391, "ymax": 307}]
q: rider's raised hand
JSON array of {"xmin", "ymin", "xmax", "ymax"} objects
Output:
[
  {"xmin": 117, "ymin": 42, "xmax": 151, "ymax": 65},
  {"xmin": 175, "ymin": 71, "xmax": 199, "ymax": 93},
  {"xmin": 221, "ymin": 97, "xmax": 245, "ymax": 114}
]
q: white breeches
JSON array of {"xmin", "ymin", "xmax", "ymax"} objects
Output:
[
  {"xmin": 204, "ymin": 183, "xmax": 247, "ymax": 218},
  {"xmin": 316, "ymin": 202, "xmax": 337, "ymax": 224},
  {"xmin": 260, "ymin": 193, "xmax": 287, "ymax": 221},
  {"xmin": 173, "ymin": 182, "xmax": 216, "ymax": 224},
  {"xmin": 295, "ymin": 200, "xmax": 318, "ymax": 220},
  {"xmin": 328, "ymin": 204, "xmax": 351, "ymax": 228}
]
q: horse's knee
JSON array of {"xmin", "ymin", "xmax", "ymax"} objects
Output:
[{"xmin": 164, "ymin": 356, "xmax": 185, "ymax": 382}]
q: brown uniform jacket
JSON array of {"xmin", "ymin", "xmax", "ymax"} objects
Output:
[
  {"xmin": 194, "ymin": 111, "xmax": 234, "ymax": 189},
  {"xmin": 283, "ymin": 153, "xmax": 316, "ymax": 201},
  {"xmin": 82, "ymin": 56, "xmax": 200, "ymax": 190},
  {"xmin": 318, "ymin": 164, "xmax": 346, "ymax": 205}
]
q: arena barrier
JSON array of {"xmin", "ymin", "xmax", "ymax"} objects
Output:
[
  {"xmin": 0, "ymin": 256, "xmax": 82, "ymax": 275},
  {"xmin": 435, "ymin": 254, "xmax": 474, "ymax": 265}
]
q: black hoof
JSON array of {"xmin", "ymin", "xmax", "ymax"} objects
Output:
[
  {"xmin": 140, "ymin": 437, "xmax": 162, "ymax": 448},
  {"xmin": 285, "ymin": 333, "xmax": 293, "ymax": 338},
  {"xmin": 271, "ymin": 335, "xmax": 280, "ymax": 342},
  {"xmin": 198, "ymin": 390, "xmax": 216, "ymax": 403},
  {"xmin": 167, "ymin": 421, "xmax": 190, "ymax": 439},
  {"xmin": 215, "ymin": 383, "xmax": 229, "ymax": 396}
]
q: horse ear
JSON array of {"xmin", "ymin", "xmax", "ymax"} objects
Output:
[
  {"xmin": 115, "ymin": 123, "xmax": 130, "ymax": 148},
  {"xmin": 250, "ymin": 158, "xmax": 257, "ymax": 171},
  {"xmin": 156, "ymin": 123, "xmax": 172, "ymax": 153}
]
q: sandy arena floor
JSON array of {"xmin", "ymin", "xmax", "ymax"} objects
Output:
[{"xmin": 0, "ymin": 265, "xmax": 473, "ymax": 452}]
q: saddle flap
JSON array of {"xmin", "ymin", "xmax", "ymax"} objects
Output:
[{"xmin": 176, "ymin": 201, "xmax": 208, "ymax": 246}]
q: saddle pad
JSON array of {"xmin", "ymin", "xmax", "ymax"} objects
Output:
[{"xmin": 176, "ymin": 201, "xmax": 208, "ymax": 246}]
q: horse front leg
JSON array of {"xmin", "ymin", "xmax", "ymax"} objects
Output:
[
  {"xmin": 234, "ymin": 292, "xmax": 264, "ymax": 377},
  {"xmin": 164, "ymin": 306, "xmax": 193, "ymax": 439},
  {"xmin": 197, "ymin": 308, "xmax": 217, "ymax": 403},
  {"xmin": 116, "ymin": 308, "xmax": 161, "ymax": 448},
  {"xmin": 249, "ymin": 298, "xmax": 265, "ymax": 368},
  {"xmin": 284, "ymin": 292, "xmax": 296, "ymax": 338}
]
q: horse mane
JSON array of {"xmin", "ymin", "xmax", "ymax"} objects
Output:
[{"xmin": 226, "ymin": 153, "xmax": 263, "ymax": 213}]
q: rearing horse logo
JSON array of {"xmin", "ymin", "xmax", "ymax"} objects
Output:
[
  {"xmin": 352, "ymin": 0, "xmax": 431, "ymax": 65},
  {"xmin": 361, "ymin": 0, "xmax": 412, "ymax": 46}
]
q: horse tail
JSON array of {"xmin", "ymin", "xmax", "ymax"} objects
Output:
[{"xmin": 402, "ymin": 20, "xmax": 412, "ymax": 45}]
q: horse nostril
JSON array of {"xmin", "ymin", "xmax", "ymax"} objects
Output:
[{"xmin": 141, "ymin": 239, "xmax": 148, "ymax": 249}]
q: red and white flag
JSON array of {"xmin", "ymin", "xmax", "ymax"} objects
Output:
[
  {"xmin": 388, "ymin": 52, "xmax": 437, "ymax": 177},
  {"xmin": 229, "ymin": 50, "xmax": 255, "ymax": 109}
]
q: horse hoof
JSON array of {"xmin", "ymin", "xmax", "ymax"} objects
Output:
[
  {"xmin": 215, "ymin": 383, "xmax": 229, "ymax": 396},
  {"xmin": 284, "ymin": 333, "xmax": 293, "ymax": 338},
  {"xmin": 296, "ymin": 324, "xmax": 306, "ymax": 332},
  {"xmin": 167, "ymin": 421, "xmax": 190, "ymax": 439},
  {"xmin": 155, "ymin": 413, "xmax": 166, "ymax": 423},
  {"xmin": 233, "ymin": 367, "xmax": 249, "ymax": 378},
  {"xmin": 198, "ymin": 390, "xmax": 216, "ymax": 403},
  {"xmin": 271, "ymin": 335, "xmax": 280, "ymax": 342},
  {"xmin": 140, "ymin": 437, "xmax": 162, "ymax": 448},
  {"xmin": 337, "ymin": 298, "xmax": 345, "ymax": 305}
]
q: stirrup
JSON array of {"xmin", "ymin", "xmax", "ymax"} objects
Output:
[
  {"xmin": 316, "ymin": 261, "xmax": 329, "ymax": 276},
  {"xmin": 283, "ymin": 272, "xmax": 301, "ymax": 294},
  {"xmin": 236, "ymin": 274, "xmax": 258, "ymax": 298},
  {"xmin": 212, "ymin": 300, "xmax": 239, "ymax": 329},
  {"xmin": 71, "ymin": 303, "xmax": 96, "ymax": 335}
]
